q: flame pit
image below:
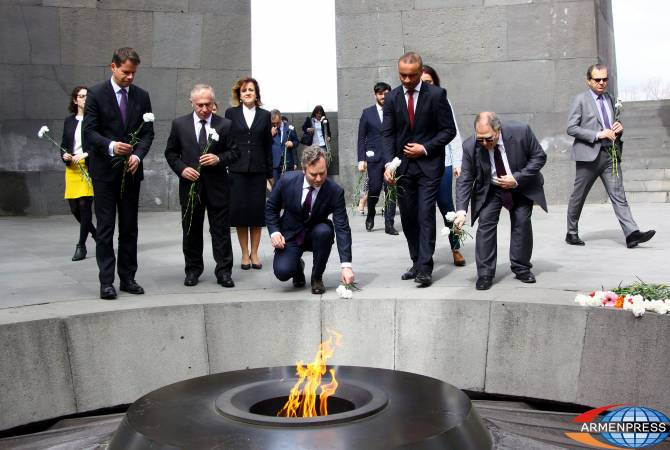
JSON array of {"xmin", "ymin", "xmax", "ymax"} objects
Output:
[{"xmin": 109, "ymin": 366, "xmax": 492, "ymax": 449}]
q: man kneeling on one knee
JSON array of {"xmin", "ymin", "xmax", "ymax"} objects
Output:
[{"xmin": 266, "ymin": 145, "xmax": 355, "ymax": 294}]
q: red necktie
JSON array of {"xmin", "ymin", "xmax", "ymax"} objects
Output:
[
  {"xmin": 407, "ymin": 89, "xmax": 415, "ymax": 129},
  {"xmin": 493, "ymin": 146, "xmax": 514, "ymax": 210}
]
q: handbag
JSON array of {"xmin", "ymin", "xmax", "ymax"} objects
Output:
[{"xmin": 300, "ymin": 131, "xmax": 313, "ymax": 146}]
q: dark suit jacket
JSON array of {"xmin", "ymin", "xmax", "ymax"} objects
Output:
[
  {"xmin": 266, "ymin": 171, "xmax": 352, "ymax": 263},
  {"xmin": 60, "ymin": 114, "xmax": 89, "ymax": 168},
  {"xmin": 224, "ymin": 106, "xmax": 272, "ymax": 178},
  {"xmin": 272, "ymin": 123, "xmax": 299, "ymax": 169},
  {"xmin": 381, "ymin": 83, "xmax": 456, "ymax": 179},
  {"xmin": 301, "ymin": 116, "xmax": 332, "ymax": 144},
  {"xmin": 357, "ymin": 105, "xmax": 384, "ymax": 164},
  {"xmin": 164, "ymin": 113, "xmax": 240, "ymax": 209},
  {"xmin": 456, "ymin": 121, "xmax": 548, "ymax": 225},
  {"xmin": 82, "ymin": 80, "xmax": 154, "ymax": 182}
]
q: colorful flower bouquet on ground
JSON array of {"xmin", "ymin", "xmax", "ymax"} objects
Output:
[{"xmin": 574, "ymin": 281, "xmax": 670, "ymax": 317}]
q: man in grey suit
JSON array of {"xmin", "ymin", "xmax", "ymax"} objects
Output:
[
  {"xmin": 454, "ymin": 112, "xmax": 547, "ymax": 290},
  {"xmin": 565, "ymin": 63, "xmax": 655, "ymax": 248}
]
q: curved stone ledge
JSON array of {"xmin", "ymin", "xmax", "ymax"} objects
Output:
[{"xmin": 1, "ymin": 296, "xmax": 668, "ymax": 431}]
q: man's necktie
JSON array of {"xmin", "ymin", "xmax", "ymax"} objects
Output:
[
  {"xmin": 493, "ymin": 145, "xmax": 514, "ymax": 210},
  {"xmin": 198, "ymin": 119, "xmax": 207, "ymax": 150},
  {"xmin": 296, "ymin": 186, "xmax": 315, "ymax": 246},
  {"xmin": 119, "ymin": 88, "xmax": 128, "ymax": 126},
  {"xmin": 598, "ymin": 95, "xmax": 612, "ymax": 129},
  {"xmin": 407, "ymin": 89, "xmax": 415, "ymax": 129}
]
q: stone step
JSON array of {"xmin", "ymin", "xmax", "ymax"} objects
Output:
[
  {"xmin": 625, "ymin": 191, "xmax": 669, "ymax": 202},
  {"xmin": 624, "ymin": 168, "xmax": 670, "ymax": 181},
  {"xmin": 622, "ymin": 156, "xmax": 670, "ymax": 170},
  {"xmin": 624, "ymin": 179, "xmax": 670, "ymax": 192},
  {"xmin": 620, "ymin": 100, "xmax": 670, "ymax": 128}
]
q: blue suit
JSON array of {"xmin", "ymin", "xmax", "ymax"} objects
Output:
[
  {"xmin": 266, "ymin": 171, "xmax": 352, "ymax": 281},
  {"xmin": 357, "ymin": 105, "xmax": 396, "ymax": 225},
  {"xmin": 271, "ymin": 123, "xmax": 299, "ymax": 181}
]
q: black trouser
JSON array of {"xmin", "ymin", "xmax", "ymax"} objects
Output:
[
  {"xmin": 476, "ymin": 187, "xmax": 534, "ymax": 277},
  {"xmin": 93, "ymin": 175, "xmax": 141, "ymax": 285},
  {"xmin": 273, "ymin": 223, "xmax": 334, "ymax": 282},
  {"xmin": 181, "ymin": 188, "xmax": 233, "ymax": 279},
  {"xmin": 397, "ymin": 161, "xmax": 441, "ymax": 275},
  {"xmin": 68, "ymin": 196, "xmax": 96, "ymax": 246}
]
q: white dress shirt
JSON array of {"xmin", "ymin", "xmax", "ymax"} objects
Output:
[
  {"xmin": 376, "ymin": 103, "xmax": 383, "ymax": 123},
  {"xmin": 73, "ymin": 115, "xmax": 84, "ymax": 155},
  {"xmin": 590, "ymin": 90, "xmax": 613, "ymax": 129},
  {"xmin": 193, "ymin": 112, "xmax": 212, "ymax": 141},
  {"xmin": 487, "ymin": 133, "xmax": 513, "ymax": 181},
  {"xmin": 242, "ymin": 104, "xmax": 256, "ymax": 128},
  {"xmin": 402, "ymin": 81, "xmax": 422, "ymax": 113}
]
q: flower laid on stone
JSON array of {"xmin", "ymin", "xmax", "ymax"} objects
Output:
[
  {"xmin": 574, "ymin": 281, "xmax": 670, "ymax": 317},
  {"xmin": 441, "ymin": 211, "xmax": 472, "ymax": 246},
  {"xmin": 336, "ymin": 282, "xmax": 360, "ymax": 299},
  {"xmin": 385, "ymin": 157, "xmax": 403, "ymax": 210},
  {"xmin": 182, "ymin": 126, "xmax": 219, "ymax": 235},
  {"xmin": 113, "ymin": 111, "xmax": 155, "ymax": 197},
  {"xmin": 37, "ymin": 125, "xmax": 92, "ymax": 187}
]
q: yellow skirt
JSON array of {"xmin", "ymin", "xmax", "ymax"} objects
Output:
[{"xmin": 64, "ymin": 161, "xmax": 94, "ymax": 199}]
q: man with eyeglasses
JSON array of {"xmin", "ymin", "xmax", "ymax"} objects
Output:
[
  {"xmin": 164, "ymin": 84, "xmax": 240, "ymax": 288},
  {"xmin": 454, "ymin": 112, "xmax": 547, "ymax": 290},
  {"xmin": 565, "ymin": 64, "xmax": 655, "ymax": 248}
]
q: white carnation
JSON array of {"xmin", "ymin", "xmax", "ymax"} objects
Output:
[
  {"xmin": 574, "ymin": 294, "xmax": 590, "ymax": 306},
  {"xmin": 289, "ymin": 125, "xmax": 295, "ymax": 130},
  {"xmin": 336, "ymin": 285, "xmax": 353, "ymax": 299},
  {"xmin": 208, "ymin": 128, "xmax": 219, "ymax": 142},
  {"xmin": 388, "ymin": 157, "xmax": 402, "ymax": 171},
  {"xmin": 143, "ymin": 112, "xmax": 155, "ymax": 122},
  {"xmin": 366, "ymin": 150, "xmax": 375, "ymax": 157},
  {"xmin": 445, "ymin": 211, "xmax": 457, "ymax": 222},
  {"xmin": 38, "ymin": 125, "xmax": 49, "ymax": 138}
]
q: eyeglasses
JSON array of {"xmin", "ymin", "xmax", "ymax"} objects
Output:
[
  {"xmin": 476, "ymin": 136, "xmax": 496, "ymax": 144},
  {"xmin": 591, "ymin": 77, "xmax": 608, "ymax": 83},
  {"xmin": 77, "ymin": 94, "xmax": 87, "ymax": 98}
]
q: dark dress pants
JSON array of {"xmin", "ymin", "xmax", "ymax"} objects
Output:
[
  {"xmin": 273, "ymin": 223, "xmax": 334, "ymax": 282},
  {"xmin": 397, "ymin": 161, "xmax": 441, "ymax": 274},
  {"xmin": 476, "ymin": 187, "xmax": 534, "ymax": 278},
  {"xmin": 93, "ymin": 174, "xmax": 141, "ymax": 285},
  {"xmin": 181, "ymin": 187, "xmax": 233, "ymax": 279},
  {"xmin": 366, "ymin": 161, "xmax": 396, "ymax": 225}
]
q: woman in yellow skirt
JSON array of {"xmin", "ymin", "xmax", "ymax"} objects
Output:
[{"xmin": 62, "ymin": 86, "xmax": 96, "ymax": 261}]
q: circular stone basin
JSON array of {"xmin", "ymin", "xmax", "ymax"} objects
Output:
[{"xmin": 109, "ymin": 366, "xmax": 492, "ymax": 450}]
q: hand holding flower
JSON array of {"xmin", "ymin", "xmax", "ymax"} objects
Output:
[{"xmin": 341, "ymin": 267, "xmax": 355, "ymax": 285}]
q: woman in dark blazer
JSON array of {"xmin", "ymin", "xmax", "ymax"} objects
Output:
[
  {"xmin": 301, "ymin": 105, "xmax": 331, "ymax": 149},
  {"xmin": 62, "ymin": 85, "xmax": 96, "ymax": 261},
  {"xmin": 225, "ymin": 77, "xmax": 273, "ymax": 270}
]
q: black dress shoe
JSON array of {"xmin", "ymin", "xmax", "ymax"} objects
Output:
[
  {"xmin": 293, "ymin": 259, "xmax": 306, "ymax": 288},
  {"xmin": 365, "ymin": 218, "xmax": 374, "ymax": 232},
  {"xmin": 515, "ymin": 271, "xmax": 536, "ymax": 283},
  {"xmin": 401, "ymin": 267, "xmax": 417, "ymax": 280},
  {"xmin": 385, "ymin": 224, "xmax": 399, "ymax": 235},
  {"xmin": 476, "ymin": 276, "xmax": 493, "ymax": 290},
  {"xmin": 100, "ymin": 284, "xmax": 117, "ymax": 300},
  {"xmin": 414, "ymin": 272, "xmax": 432, "ymax": 287},
  {"xmin": 565, "ymin": 233, "xmax": 585, "ymax": 246},
  {"xmin": 72, "ymin": 244, "xmax": 86, "ymax": 261},
  {"xmin": 119, "ymin": 280, "xmax": 145, "ymax": 295},
  {"xmin": 218, "ymin": 273, "xmax": 235, "ymax": 288},
  {"xmin": 626, "ymin": 229, "xmax": 655, "ymax": 248},
  {"xmin": 240, "ymin": 263, "xmax": 251, "ymax": 270},
  {"xmin": 311, "ymin": 276, "xmax": 325, "ymax": 295},
  {"xmin": 184, "ymin": 274, "xmax": 199, "ymax": 287}
]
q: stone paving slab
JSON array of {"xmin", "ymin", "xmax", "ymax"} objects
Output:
[{"xmin": 0, "ymin": 203, "xmax": 667, "ymax": 313}]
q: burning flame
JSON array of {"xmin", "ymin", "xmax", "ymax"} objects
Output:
[{"xmin": 278, "ymin": 330, "xmax": 342, "ymax": 417}]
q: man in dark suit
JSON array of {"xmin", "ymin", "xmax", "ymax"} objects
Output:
[
  {"xmin": 454, "ymin": 112, "xmax": 547, "ymax": 290},
  {"xmin": 266, "ymin": 146, "xmax": 354, "ymax": 294},
  {"xmin": 83, "ymin": 47, "xmax": 154, "ymax": 300},
  {"xmin": 270, "ymin": 109, "xmax": 299, "ymax": 182},
  {"xmin": 357, "ymin": 81, "xmax": 398, "ymax": 235},
  {"xmin": 382, "ymin": 52, "xmax": 457, "ymax": 287},
  {"xmin": 565, "ymin": 63, "xmax": 655, "ymax": 248},
  {"xmin": 164, "ymin": 84, "xmax": 240, "ymax": 288}
]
